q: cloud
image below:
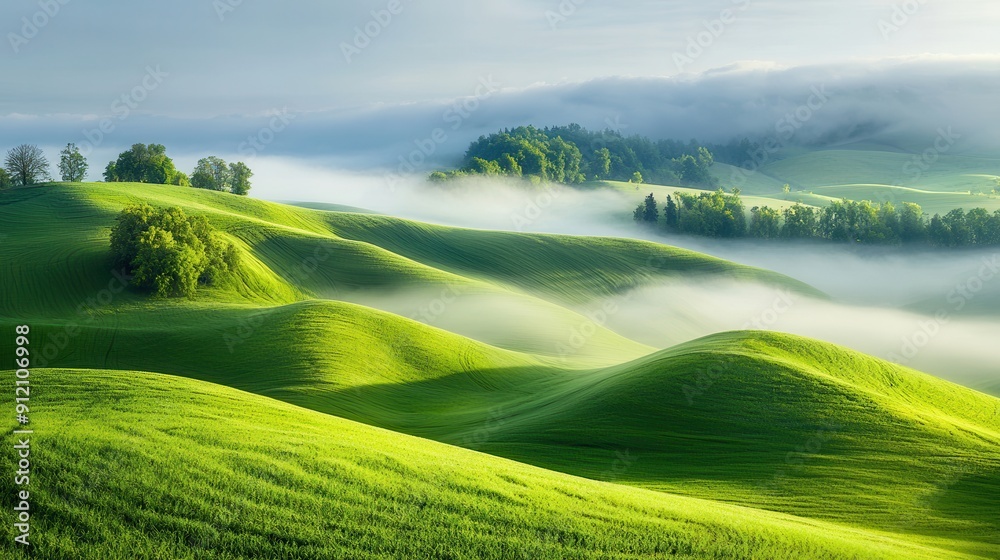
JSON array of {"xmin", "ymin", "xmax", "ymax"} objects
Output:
[{"xmin": 4, "ymin": 56, "xmax": 1000, "ymax": 181}]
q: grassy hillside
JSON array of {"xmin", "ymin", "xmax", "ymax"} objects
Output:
[
  {"xmin": 755, "ymin": 150, "xmax": 1000, "ymax": 194},
  {"xmin": 18, "ymin": 306, "xmax": 1000, "ymax": 554},
  {"xmin": 0, "ymin": 182, "xmax": 817, "ymax": 366},
  {"xmin": 2, "ymin": 182, "xmax": 997, "ymax": 557},
  {"xmin": 462, "ymin": 333, "xmax": 1000, "ymax": 547},
  {"xmin": 710, "ymin": 149, "xmax": 1000, "ymax": 214},
  {"xmin": 590, "ymin": 180, "xmax": 811, "ymax": 214},
  {"xmin": 0, "ymin": 368, "xmax": 981, "ymax": 560},
  {"xmin": 765, "ymin": 184, "xmax": 1000, "ymax": 215}
]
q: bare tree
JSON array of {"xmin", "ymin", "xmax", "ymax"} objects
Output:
[{"xmin": 5, "ymin": 144, "xmax": 50, "ymax": 186}]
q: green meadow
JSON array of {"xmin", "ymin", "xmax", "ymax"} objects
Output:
[{"xmin": 1, "ymin": 181, "xmax": 998, "ymax": 558}]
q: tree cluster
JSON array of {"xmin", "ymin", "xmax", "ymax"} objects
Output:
[
  {"xmin": 635, "ymin": 191, "xmax": 1000, "ymax": 247},
  {"xmin": 110, "ymin": 204, "xmax": 240, "ymax": 298},
  {"xmin": 432, "ymin": 124, "xmax": 720, "ymax": 188},
  {"xmin": 191, "ymin": 157, "xmax": 253, "ymax": 195},
  {"xmin": 103, "ymin": 144, "xmax": 252, "ymax": 195}
]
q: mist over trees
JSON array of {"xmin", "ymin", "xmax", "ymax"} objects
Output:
[
  {"xmin": 434, "ymin": 124, "xmax": 720, "ymax": 188},
  {"xmin": 635, "ymin": 191, "xmax": 1000, "ymax": 247}
]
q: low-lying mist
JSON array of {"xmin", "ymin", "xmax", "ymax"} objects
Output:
[
  {"xmin": 577, "ymin": 279, "xmax": 1000, "ymax": 394},
  {"xmin": 248, "ymin": 159, "xmax": 999, "ymax": 392}
]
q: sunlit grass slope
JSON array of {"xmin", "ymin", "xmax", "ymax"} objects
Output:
[
  {"xmin": 0, "ymin": 368, "xmax": 980, "ymax": 560},
  {"xmin": 460, "ymin": 332, "xmax": 1000, "ymax": 554},
  {"xmin": 322, "ymin": 211, "xmax": 821, "ymax": 302},
  {"xmin": 19, "ymin": 304, "xmax": 1000, "ymax": 555},
  {"xmin": 0, "ymin": 182, "xmax": 817, "ymax": 364}
]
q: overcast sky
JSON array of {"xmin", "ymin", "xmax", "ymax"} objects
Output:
[{"xmin": 3, "ymin": 0, "xmax": 1000, "ymax": 172}]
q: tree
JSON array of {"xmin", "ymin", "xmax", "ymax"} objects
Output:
[
  {"xmin": 664, "ymin": 195, "xmax": 679, "ymax": 230},
  {"xmin": 631, "ymin": 171, "xmax": 645, "ymax": 185},
  {"xmin": 781, "ymin": 204, "xmax": 818, "ymax": 238},
  {"xmin": 229, "ymin": 162, "xmax": 253, "ymax": 196},
  {"xmin": 898, "ymin": 203, "xmax": 926, "ymax": 243},
  {"xmin": 105, "ymin": 144, "xmax": 179, "ymax": 184},
  {"xmin": 641, "ymin": 193, "xmax": 658, "ymax": 223},
  {"xmin": 593, "ymin": 148, "xmax": 611, "ymax": 179},
  {"xmin": 191, "ymin": 157, "xmax": 232, "ymax": 192},
  {"xmin": 5, "ymin": 144, "xmax": 50, "ymax": 186},
  {"xmin": 0, "ymin": 168, "xmax": 12, "ymax": 190},
  {"xmin": 942, "ymin": 209, "xmax": 970, "ymax": 246},
  {"xmin": 782, "ymin": 184, "xmax": 791, "ymax": 194},
  {"xmin": 498, "ymin": 154, "xmax": 522, "ymax": 177},
  {"xmin": 750, "ymin": 206, "xmax": 782, "ymax": 239},
  {"xmin": 58, "ymin": 143, "xmax": 89, "ymax": 182},
  {"xmin": 171, "ymin": 171, "xmax": 191, "ymax": 188},
  {"xmin": 110, "ymin": 204, "xmax": 239, "ymax": 298},
  {"xmin": 466, "ymin": 157, "xmax": 503, "ymax": 176}
]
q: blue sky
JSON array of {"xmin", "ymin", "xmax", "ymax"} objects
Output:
[{"xmin": 2, "ymin": 0, "xmax": 999, "ymax": 176}]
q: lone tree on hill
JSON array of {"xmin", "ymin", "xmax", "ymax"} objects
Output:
[
  {"xmin": 5, "ymin": 144, "xmax": 50, "ymax": 186},
  {"xmin": 59, "ymin": 143, "xmax": 89, "ymax": 182}
]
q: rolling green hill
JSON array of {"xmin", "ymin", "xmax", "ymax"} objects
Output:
[
  {"xmin": 709, "ymin": 149, "xmax": 1000, "ymax": 213},
  {"xmin": 764, "ymin": 184, "xmax": 1000, "ymax": 216},
  {"xmin": 0, "ymin": 182, "xmax": 817, "ymax": 366},
  {"xmin": 1, "ymin": 182, "xmax": 998, "ymax": 558},
  {"xmin": 752, "ymin": 150, "xmax": 1000, "ymax": 194},
  {"xmin": 0, "ymin": 368, "xmax": 983, "ymax": 560},
  {"xmin": 13, "ymin": 303, "xmax": 1000, "ymax": 555}
]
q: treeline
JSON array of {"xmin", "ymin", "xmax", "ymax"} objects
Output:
[
  {"xmin": 104, "ymin": 144, "xmax": 253, "ymax": 196},
  {"xmin": 634, "ymin": 190, "xmax": 1000, "ymax": 246},
  {"xmin": 0, "ymin": 142, "xmax": 253, "ymax": 196},
  {"xmin": 431, "ymin": 124, "xmax": 720, "ymax": 188}
]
